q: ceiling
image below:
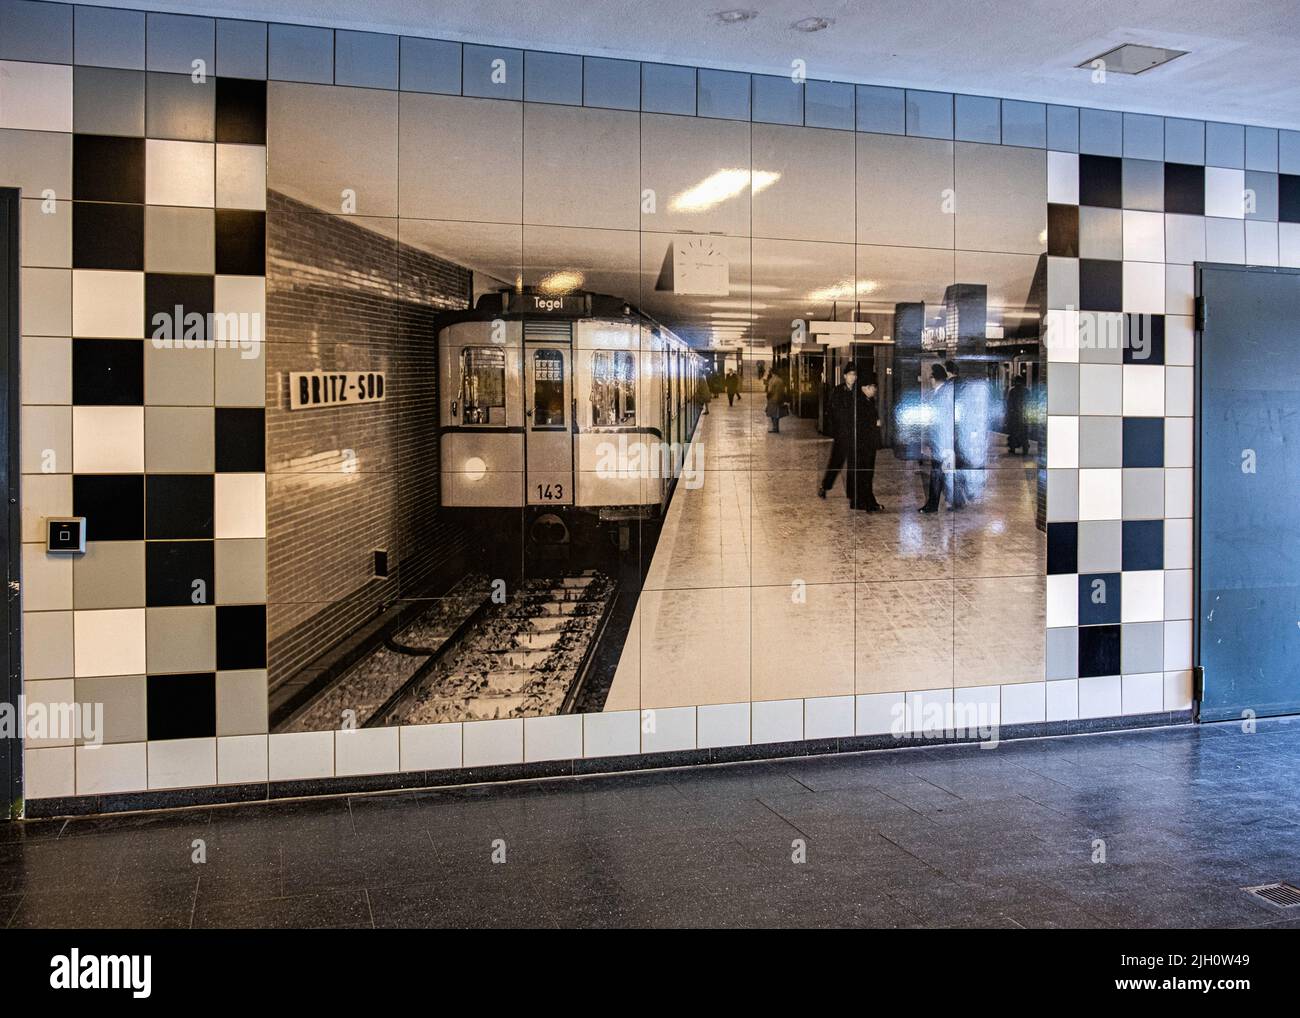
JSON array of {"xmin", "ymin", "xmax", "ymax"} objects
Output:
[{"xmin": 79, "ymin": 0, "xmax": 1300, "ymax": 129}]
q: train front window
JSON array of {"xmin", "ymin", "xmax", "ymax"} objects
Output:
[
  {"xmin": 532, "ymin": 348, "xmax": 566, "ymax": 428},
  {"xmin": 459, "ymin": 346, "xmax": 506, "ymax": 425},
  {"xmin": 590, "ymin": 350, "xmax": 636, "ymax": 427}
]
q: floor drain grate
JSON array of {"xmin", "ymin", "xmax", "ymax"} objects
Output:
[{"xmin": 1243, "ymin": 883, "xmax": 1300, "ymax": 907}]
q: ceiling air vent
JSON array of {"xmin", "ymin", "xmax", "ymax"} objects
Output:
[
  {"xmin": 1243, "ymin": 882, "xmax": 1300, "ymax": 908},
  {"xmin": 1078, "ymin": 43, "xmax": 1187, "ymax": 75}
]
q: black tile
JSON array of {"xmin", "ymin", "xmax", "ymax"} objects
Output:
[
  {"xmin": 1280, "ymin": 174, "xmax": 1300, "ymax": 224},
  {"xmin": 1164, "ymin": 162, "xmax": 1205, "ymax": 216},
  {"xmin": 1078, "ymin": 573, "xmax": 1121, "ymax": 626},
  {"xmin": 72, "ymin": 202, "xmax": 144, "ymax": 270},
  {"xmin": 1078, "ymin": 154, "xmax": 1122, "ymax": 208},
  {"xmin": 1078, "ymin": 624, "xmax": 1121, "ymax": 678},
  {"xmin": 1078, "ymin": 259, "xmax": 1122, "ymax": 312},
  {"xmin": 1047, "ymin": 203, "xmax": 1078, "ymax": 258},
  {"xmin": 1122, "ymin": 520, "xmax": 1164, "ymax": 571},
  {"xmin": 146, "ymin": 541, "xmax": 215, "ymax": 607},
  {"xmin": 73, "ymin": 474, "xmax": 144, "ymax": 541},
  {"xmin": 214, "ymin": 408, "xmax": 265, "ymax": 472},
  {"xmin": 215, "ymin": 78, "xmax": 266, "ymax": 145},
  {"xmin": 214, "ymin": 210, "xmax": 265, "ymax": 275},
  {"xmin": 146, "ymin": 474, "xmax": 214, "ymax": 539},
  {"xmin": 1123, "ymin": 314, "xmax": 1164, "ymax": 365},
  {"xmin": 1122, "ymin": 417, "xmax": 1164, "ymax": 468},
  {"xmin": 72, "ymin": 338, "xmax": 144, "ymax": 405},
  {"xmin": 1046, "ymin": 522, "xmax": 1077, "ymax": 575},
  {"xmin": 145, "ymin": 273, "xmax": 214, "ymax": 342},
  {"xmin": 73, "ymin": 135, "xmax": 145, "ymax": 203},
  {"xmin": 147, "ymin": 673, "xmax": 216, "ymax": 741},
  {"xmin": 217, "ymin": 604, "xmax": 267, "ymax": 670}
]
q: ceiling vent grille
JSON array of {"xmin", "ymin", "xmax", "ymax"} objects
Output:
[{"xmin": 1078, "ymin": 43, "xmax": 1188, "ymax": 75}]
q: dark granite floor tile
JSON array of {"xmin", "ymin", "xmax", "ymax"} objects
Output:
[{"xmin": 192, "ymin": 887, "xmax": 372, "ymax": 929}]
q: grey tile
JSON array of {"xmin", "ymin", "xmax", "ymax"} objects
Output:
[
  {"xmin": 1281, "ymin": 130, "xmax": 1300, "ymax": 175},
  {"xmin": 1078, "ymin": 206, "xmax": 1122, "ymax": 260},
  {"xmin": 856, "ymin": 85, "xmax": 904, "ymax": 134},
  {"xmin": 955, "ymin": 94, "xmax": 999, "ymax": 143},
  {"xmin": 1165, "ymin": 214, "xmax": 1205, "ymax": 265},
  {"xmin": 145, "ymin": 206, "xmax": 214, "ymax": 274},
  {"xmin": 146, "ymin": 606, "xmax": 216, "ymax": 673},
  {"xmin": 1047, "ymin": 363, "xmax": 1078, "ymax": 415},
  {"xmin": 1164, "ymin": 118, "xmax": 1204, "ymax": 165},
  {"xmin": 1046, "ymin": 468, "xmax": 1078, "ymax": 522},
  {"xmin": 803, "ymin": 80, "xmax": 852, "ymax": 131},
  {"xmin": 214, "ymin": 539, "xmax": 266, "ymax": 605},
  {"xmin": 399, "ymin": 37, "xmax": 459, "ymax": 95},
  {"xmin": 460, "ymin": 44, "xmax": 523, "ymax": 100},
  {"xmin": 1047, "ymin": 104, "xmax": 1078, "ymax": 152},
  {"xmin": 216, "ymin": 668, "xmax": 267, "ymax": 736},
  {"xmin": 146, "ymin": 343, "xmax": 215, "ymax": 406},
  {"xmin": 145, "ymin": 71, "xmax": 215, "ymax": 142},
  {"xmin": 1001, "ymin": 100, "xmax": 1045, "ymax": 148},
  {"xmin": 1245, "ymin": 126, "xmax": 1278, "ymax": 172},
  {"xmin": 1079, "ymin": 108, "xmax": 1121, "ymax": 156},
  {"xmin": 1079, "ymin": 416, "xmax": 1122, "ymax": 467},
  {"xmin": 524, "ymin": 50, "xmax": 581, "ymax": 106},
  {"xmin": 1206, "ymin": 217, "xmax": 1245, "ymax": 263},
  {"xmin": 752, "ymin": 74, "xmax": 802, "ymax": 125},
  {"xmin": 1079, "ymin": 311, "xmax": 1124, "ymax": 363},
  {"xmin": 215, "ymin": 345, "xmax": 263, "ymax": 407},
  {"xmin": 582, "ymin": 56, "xmax": 638, "ymax": 111},
  {"xmin": 640, "ymin": 62, "xmax": 693, "ymax": 114},
  {"xmin": 1121, "ymin": 468, "xmax": 1164, "ymax": 519},
  {"xmin": 905, "ymin": 89, "xmax": 952, "ymax": 139},
  {"xmin": 74, "ymin": 4, "xmax": 145, "ymax": 69},
  {"xmin": 0, "ymin": 0, "xmax": 74, "ymax": 63},
  {"xmin": 335, "ymin": 30, "xmax": 398, "ymax": 90},
  {"xmin": 1047, "ymin": 256, "xmax": 1078, "ymax": 311},
  {"xmin": 1122, "ymin": 113, "xmax": 1163, "ymax": 160},
  {"xmin": 144, "ymin": 406, "xmax": 213, "ymax": 472},
  {"xmin": 268, "ymin": 23, "xmax": 333, "ymax": 84},
  {"xmin": 1122, "ymin": 158, "xmax": 1163, "ymax": 211},
  {"xmin": 1046, "ymin": 626, "xmax": 1079, "ymax": 679},
  {"xmin": 1077, "ymin": 520, "xmax": 1122, "ymax": 572},
  {"xmin": 20, "ymin": 195, "xmax": 69, "ymax": 267},
  {"xmin": 1205, "ymin": 121, "xmax": 1244, "ymax": 168},
  {"xmin": 75, "ymin": 675, "xmax": 147, "ymax": 744},
  {"xmin": 74, "ymin": 66, "xmax": 145, "ymax": 137},
  {"xmin": 146, "ymin": 12, "xmax": 214, "ymax": 74},
  {"xmin": 696, "ymin": 68, "xmax": 749, "ymax": 121},
  {"xmin": 1244, "ymin": 170, "xmax": 1279, "ymax": 221},
  {"xmin": 73, "ymin": 540, "xmax": 145, "ymax": 609},
  {"xmin": 1122, "ymin": 622, "xmax": 1164, "ymax": 673},
  {"xmin": 216, "ymin": 19, "xmax": 267, "ymax": 80}
]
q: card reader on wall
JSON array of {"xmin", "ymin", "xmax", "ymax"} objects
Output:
[{"xmin": 46, "ymin": 517, "xmax": 86, "ymax": 554}]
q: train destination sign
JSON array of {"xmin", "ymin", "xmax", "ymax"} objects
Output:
[
  {"xmin": 289, "ymin": 370, "xmax": 387, "ymax": 410},
  {"xmin": 507, "ymin": 292, "xmax": 588, "ymax": 315}
]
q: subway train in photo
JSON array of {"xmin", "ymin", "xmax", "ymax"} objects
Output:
[{"xmin": 436, "ymin": 288, "xmax": 708, "ymax": 566}]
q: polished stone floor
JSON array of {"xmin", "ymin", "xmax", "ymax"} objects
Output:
[{"xmin": 3, "ymin": 719, "xmax": 1298, "ymax": 928}]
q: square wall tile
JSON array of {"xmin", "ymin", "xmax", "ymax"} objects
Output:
[
  {"xmin": 1001, "ymin": 682, "xmax": 1045, "ymax": 724},
  {"xmin": 804, "ymin": 695, "xmax": 854, "ymax": 739},
  {"xmin": 145, "ymin": 71, "xmax": 215, "ymax": 142},
  {"xmin": 1047, "ymin": 105, "xmax": 1078, "ymax": 152},
  {"xmin": 642, "ymin": 705, "xmax": 696, "ymax": 753},
  {"xmin": 334, "ymin": 726, "xmax": 399, "ymax": 776},
  {"xmin": 217, "ymin": 733, "xmax": 267, "ymax": 784},
  {"xmin": 146, "ymin": 12, "xmax": 213, "ymax": 74},
  {"xmin": 752, "ymin": 698, "xmax": 803, "ymax": 743},
  {"xmin": 335, "ymin": 30, "xmax": 398, "ymax": 90},
  {"xmin": 399, "ymin": 722, "xmax": 461, "ymax": 771},
  {"xmin": 76, "ymin": 742, "xmax": 147, "ymax": 794},
  {"xmin": 147, "ymin": 736, "xmax": 216, "ymax": 789},
  {"xmin": 1045, "ymin": 626, "xmax": 1078, "ymax": 679},
  {"xmin": 145, "ymin": 604, "xmax": 215, "ymax": 672},
  {"xmin": 268, "ymin": 730, "xmax": 332, "ymax": 780},
  {"xmin": 1078, "ymin": 675, "xmax": 1122, "ymax": 718},
  {"xmin": 581, "ymin": 707, "xmax": 639, "ymax": 757},
  {"xmin": 856, "ymin": 692, "xmax": 905, "ymax": 736},
  {"xmin": 1122, "ymin": 468, "xmax": 1165, "ymax": 519},
  {"xmin": 0, "ymin": 0, "xmax": 74, "ymax": 63},
  {"xmin": 215, "ymin": 668, "xmax": 266, "ymax": 736},
  {"xmin": 1164, "ymin": 118, "xmax": 1204, "ymax": 164},
  {"xmin": 72, "ymin": 405, "xmax": 143, "ymax": 472},
  {"xmin": 463, "ymin": 717, "xmax": 523, "ymax": 767},
  {"xmin": 697, "ymin": 702, "xmax": 750, "ymax": 748},
  {"xmin": 24, "ymin": 746, "xmax": 75, "ymax": 798},
  {"xmin": 216, "ymin": 19, "xmax": 267, "ymax": 80},
  {"xmin": 74, "ymin": 606, "xmax": 146, "ymax": 677},
  {"xmin": 1046, "ymin": 679, "xmax": 1079, "ymax": 721},
  {"xmin": 401, "ymin": 37, "xmax": 462, "ymax": 96},
  {"xmin": 1078, "ymin": 468, "xmax": 1121, "ymax": 520},
  {"xmin": 0, "ymin": 59, "xmax": 72, "ymax": 132},
  {"xmin": 74, "ymin": 5, "xmax": 145, "ymax": 70},
  {"xmin": 267, "ymin": 24, "xmax": 332, "ymax": 84},
  {"xmin": 145, "ymin": 139, "xmax": 215, "ymax": 207},
  {"xmin": 523, "ymin": 713, "xmax": 582, "ymax": 762},
  {"xmin": 72, "ymin": 269, "xmax": 143, "ymax": 338}
]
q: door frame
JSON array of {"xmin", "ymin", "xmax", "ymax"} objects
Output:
[
  {"xmin": 1, "ymin": 188, "xmax": 20, "ymax": 817},
  {"xmin": 1193, "ymin": 261, "xmax": 1300, "ymax": 722}
]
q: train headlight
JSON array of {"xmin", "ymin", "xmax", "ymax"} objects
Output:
[{"xmin": 464, "ymin": 456, "xmax": 487, "ymax": 481}]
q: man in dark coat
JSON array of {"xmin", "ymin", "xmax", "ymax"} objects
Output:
[
  {"xmin": 724, "ymin": 370, "xmax": 740, "ymax": 406},
  {"xmin": 1005, "ymin": 374, "xmax": 1028, "ymax": 455},
  {"xmin": 853, "ymin": 381, "xmax": 884, "ymax": 511},
  {"xmin": 819, "ymin": 363, "xmax": 881, "ymax": 509}
]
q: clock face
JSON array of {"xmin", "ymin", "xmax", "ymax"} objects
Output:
[{"xmin": 673, "ymin": 237, "xmax": 729, "ymax": 296}]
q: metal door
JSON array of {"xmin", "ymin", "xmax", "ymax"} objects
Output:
[{"xmin": 525, "ymin": 338, "xmax": 574, "ymax": 505}]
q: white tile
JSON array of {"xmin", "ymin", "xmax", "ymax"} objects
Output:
[
  {"xmin": 1046, "ymin": 416, "xmax": 1078, "ymax": 468},
  {"xmin": 215, "ymin": 143, "xmax": 266, "ymax": 210},
  {"xmin": 74, "ymin": 607, "xmax": 145, "ymax": 677},
  {"xmin": 1165, "ymin": 417, "xmax": 1193, "ymax": 468},
  {"xmin": 1078, "ymin": 674, "xmax": 1122, "ymax": 718},
  {"xmin": 214, "ymin": 274, "xmax": 265, "ymax": 322},
  {"xmin": 855, "ymin": 692, "xmax": 906, "ymax": 736},
  {"xmin": 1165, "ymin": 468, "xmax": 1193, "ymax": 518},
  {"xmin": 399, "ymin": 722, "xmax": 461, "ymax": 770},
  {"xmin": 1122, "ymin": 210, "xmax": 1164, "ymax": 262},
  {"xmin": 1122, "ymin": 262, "xmax": 1164, "ymax": 314},
  {"xmin": 147, "ymin": 737, "xmax": 216, "ymax": 789},
  {"xmin": 1121, "ymin": 673, "xmax": 1164, "ymax": 715},
  {"xmin": 0, "ymin": 60, "xmax": 73, "ymax": 133},
  {"xmin": 1204, "ymin": 166, "xmax": 1246, "ymax": 219},
  {"xmin": 1078, "ymin": 468, "xmax": 1121, "ymax": 520},
  {"xmin": 583, "ymin": 710, "xmax": 639, "ymax": 758},
  {"xmin": 1122, "ymin": 365, "xmax": 1165, "ymax": 417},
  {"xmin": 21, "ymin": 544, "xmax": 72, "ymax": 611},
  {"xmin": 1164, "ymin": 215, "xmax": 1205, "ymax": 265},
  {"xmin": 1046, "ymin": 573, "xmax": 1078, "ymax": 627},
  {"xmin": 72, "ymin": 406, "xmax": 144, "ymax": 473},
  {"xmin": 23, "ymin": 746, "xmax": 76, "ymax": 799},
  {"xmin": 1047, "ymin": 257, "xmax": 1078, "ymax": 311},
  {"xmin": 334, "ymin": 726, "xmax": 399, "ymax": 776},
  {"xmin": 215, "ymin": 473, "xmax": 266, "ymax": 538},
  {"xmin": 23, "ymin": 678, "xmax": 75, "ymax": 747},
  {"xmin": 524, "ymin": 713, "xmax": 582, "ymax": 762},
  {"xmin": 906, "ymin": 688, "xmax": 954, "ymax": 734},
  {"xmin": 804, "ymin": 695, "xmax": 854, "ymax": 739},
  {"xmin": 1045, "ymin": 679, "xmax": 1079, "ymax": 721},
  {"xmin": 1164, "ymin": 569, "xmax": 1194, "ymax": 621},
  {"xmin": 1280, "ymin": 223, "xmax": 1300, "ymax": 268},
  {"xmin": 641, "ymin": 705, "xmax": 696, "ymax": 752},
  {"xmin": 1164, "ymin": 263, "xmax": 1195, "ymax": 316},
  {"xmin": 1001, "ymin": 682, "xmax": 1046, "ymax": 725},
  {"xmin": 1245, "ymin": 220, "xmax": 1279, "ymax": 266},
  {"xmin": 72, "ymin": 270, "xmax": 143, "ymax": 338},
  {"xmin": 1047, "ymin": 151, "xmax": 1078, "ymax": 204},
  {"xmin": 462, "ymin": 717, "xmax": 523, "ymax": 767},
  {"xmin": 1163, "ymin": 620, "xmax": 1193, "ymax": 670},
  {"xmin": 1045, "ymin": 308, "xmax": 1080, "ymax": 363},
  {"xmin": 1164, "ymin": 518, "xmax": 1193, "ymax": 570},
  {"xmin": 952, "ymin": 685, "xmax": 1000, "ymax": 732},
  {"xmin": 1122, "ymin": 570, "xmax": 1164, "ymax": 624},
  {"xmin": 1165, "ymin": 366, "xmax": 1193, "ymax": 417},
  {"xmin": 697, "ymin": 702, "xmax": 750, "ymax": 748},
  {"xmin": 146, "ymin": 139, "xmax": 215, "ymax": 207},
  {"xmin": 1164, "ymin": 670, "xmax": 1194, "ymax": 711},
  {"xmin": 1164, "ymin": 315, "xmax": 1194, "ymax": 366},
  {"xmin": 75, "ymin": 742, "xmax": 147, "ymax": 794},
  {"xmin": 1078, "ymin": 363, "xmax": 1121, "ymax": 415},
  {"xmin": 1205, "ymin": 217, "xmax": 1245, "ymax": 264},
  {"xmin": 267, "ymin": 730, "xmax": 334, "ymax": 780},
  {"xmin": 752, "ymin": 698, "xmax": 803, "ymax": 743},
  {"xmin": 217, "ymin": 734, "xmax": 268, "ymax": 784}
]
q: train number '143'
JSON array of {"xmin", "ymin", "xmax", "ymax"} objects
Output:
[
  {"xmin": 289, "ymin": 370, "xmax": 387, "ymax": 410},
  {"xmin": 536, "ymin": 483, "xmax": 564, "ymax": 501}
]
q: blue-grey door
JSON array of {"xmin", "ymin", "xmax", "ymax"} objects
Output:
[
  {"xmin": 1197, "ymin": 264, "xmax": 1300, "ymax": 721},
  {"xmin": 1, "ymin": 189, "xmax": 18, "ymax": 817}
]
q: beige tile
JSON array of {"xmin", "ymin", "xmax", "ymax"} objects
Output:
[
  {"xmin": 215, "ymin": 143, "xmax": 266, "ymax": 210},
  {"xmin": 73, "ymin": 541, "xmax": 145, "ymax": 609},
  {"xmin": 0, "ymin": 60, "xmax": 73, "ymax": 132},
  {"xmin": 214, "ymin": 473, "xmax": 265, "ymax": 539},
  {"xmin": 144, "ymin": 205, "xmax": 214, "ymax": 274},
  {"xmin": 855, "ymin": 580, "xmax": 955, "ymax": 693},
  {"xmin": 23, "ymin": 609, "xmax": 73, "ymax": 679},
  {"xmin": 215, "ymin": 538, "xmax": 266, "ymax": 604},
  {"xmin": 20, "ymin": 472, "xmax": 71, "ymax": 543},
  {"xmin": 23, "ymin": 678, "xmax": 76, "ymax": 747},
  {"xmin": 145, "ymin": 342, "xmax": 214, "ymax": 405},
  {"xmin": 216, "ymin": 668, "xmax": 268, "ymax": 736},
  {"xmin": 20, "ymin": 267, "xmax": 71, "ymax": 336},
  {"xmin": 74, "ymin": 674, "xmax": 147, "ymax": 744},
  {"xmin": 20, "ymin": 336, "xmax": 71, "ymax": 405},
  {"xmin": 19, "ymin": 404, "xmax": 70, "ymax": 474},
  {"xmin": 144, "ymin": 406, "xmax": 214, "ymax": 472},
  {"xmin": 71, "ymin": 406, "xmax": 144, "ymax": 472},
  {"xmin": 751, "ymin": 581, "xmax": 854, "ymax": 701},
  {"xmin": 145, "ymin": 605, "xmax": 216, "ymax": 673},
  {"xmin": 20, "ymin": 197, "xmax": 71, "ymax": 267},
  {"xmin": 214, "ymin": 344, "xmax": 264, "ymax": 406},
  {"xmin": 74, "ymin": 607, "xmax": 146, "ymax": 677},
  {"xmin": 0, "ymin": 127, "xmax": 72, "ymax": 199},
  {"xmin": 954, "ymin": 575, "xmax": 1045, "ymax": 685},
  {"xmin": 145, "ymin": 139, "xmax": 215, "ymax": 207},
  {"xmin": 72, "ymin": 269, "xmax": 143, "ymax": 338},
  {"xmin": 21, "ymin": 543, "xmax": 72, "ymax": 610}
]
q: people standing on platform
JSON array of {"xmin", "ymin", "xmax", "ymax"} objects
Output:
[
  {"xmin": 855, "ymin": 380, "xmax": 884, "ymax": 511},
  {"xmin": 819, "ymin": 363, "xmax": 880, "ymax": 509},
  {"xmin": 764, "ymin": 370, "xmax": 787, "ymax": 433},
  {"xmin": 920, "ymin": 363, "xmax": 963, "ymax": 513},
  {"xmin": 725, "ymin": 370, "xmax": 740, "ymax": 407},
  {"xmin": 696, "ymin": 372, "xmax": 712, "ymax": 414},
  {"xmin": 1005, "ymin": 374, "xmax": 1028, "ymax": 455}
]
